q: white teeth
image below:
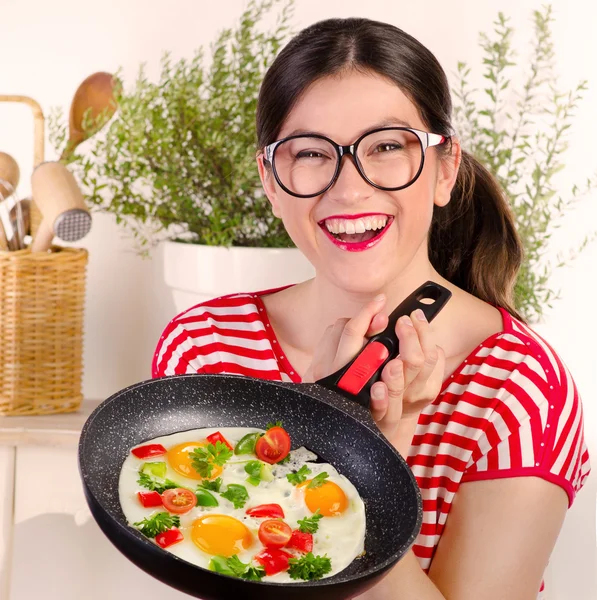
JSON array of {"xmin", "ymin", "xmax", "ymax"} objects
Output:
[{"xmin": 324, "ymin": 216, "xmax": 389, "ymax": 235}]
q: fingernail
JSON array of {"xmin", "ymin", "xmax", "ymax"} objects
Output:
[
  {"xmin": 374, "ymin": 294, "xmax": 385, "ymax": 302},
  {"xmin": 414, "ymin": 309, "xmax": 427, "ymax": 322},
  {"xmin": 371, "ymin": 385, "xmax": 385, "ymax": 399},
  {"xmin": 400, "ymin": 316, "xmax": 414, "ymax": 327}
]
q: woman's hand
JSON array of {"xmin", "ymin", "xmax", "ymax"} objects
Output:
[{"xmin": 303, "ymin": 294, "xmax": 445, "ymax": 440}]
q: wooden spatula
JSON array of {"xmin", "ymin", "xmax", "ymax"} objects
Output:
[{"xmin": 60, "ymin": 72, "xmax": 119, "ymax": 161}]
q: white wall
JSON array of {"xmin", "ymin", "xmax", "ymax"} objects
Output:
[{"xmin": 1, "ymin": 0, "xmax": 595, "ymax": 598}]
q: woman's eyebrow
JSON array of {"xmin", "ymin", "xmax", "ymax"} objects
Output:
[{"xmin": 284, "ymin": 118, "xmax": 414, "ymax": 139}]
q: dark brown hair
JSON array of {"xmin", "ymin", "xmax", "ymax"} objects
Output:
[{"xmin": 256, "ymin": 17, "xmax": 525, "ymax": 320}]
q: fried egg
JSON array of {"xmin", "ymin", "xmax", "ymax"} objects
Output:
[{"xmin": 119, "ymin": 427, "xmax": 366, "ymax": 582}]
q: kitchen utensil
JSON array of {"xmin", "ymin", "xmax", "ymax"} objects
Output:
[
  {"xmin": 0, "ymin": 175, "xmax": 19, "ymax": 251},
  {"xmin": 60, "ymin": 72, "xmax": 118, "ymax": 161},
  {"xmin": 10, "ymin": 198, "xmax": 30, "ymax": 250},
  {"xmin": 0, "ymin": 218, "xmax": 7, "ymax": 250},
  {"xmin": 79, "ymin": 281, "xmax": 452, "ymax": 600},
  {"xmin": 0, "ymin": 151, "xmax": 20, "ymax": 199},
  {"xmin": 30, "ymin": 162, "xmax": 91, "ymax": 253}
]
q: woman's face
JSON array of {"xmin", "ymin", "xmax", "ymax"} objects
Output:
[{"xmin": 257, "ymin": 70, "xmax": 460, "ymax": 294}]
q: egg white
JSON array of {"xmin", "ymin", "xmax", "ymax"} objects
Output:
[{"xmin": 119, "ymin": 427, "xmax": 366, "ymax": 583}]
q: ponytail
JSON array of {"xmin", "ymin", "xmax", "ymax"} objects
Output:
[{"xmin": 429, "ymin": 150, "xmax": 526, "ymax": 322}]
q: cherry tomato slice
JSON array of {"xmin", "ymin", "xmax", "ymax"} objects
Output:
[
  {"xmin": 131, "ymin": 444, "xmax": 167, "ymax": 459},
  {"xmin": 258, "ymin": 519, "xmax": 292, "ymax": 548},
  {"xmin": 137, "ymin": 491, "xmax": 163, "ymax": 508},
  {"xmin": 287, "ymin": 530, "xmax": 313, "ymax": 553},
  {"xmin": 206, "ymin": 431, "xmax": 233, "ymax": 451},
  {"xmin": 161, "ymin": 488, "xmax": 197, "ymax": 514},
  {"xmin": 255, "ymin": 426, "xmax": 291, "ymax": 464},
  {"xmin": 155, "ymin": 527, "xmax": 184, "ymax": 548},
  {"xmin": 255, "ymin": 548, "xmax": 292, "ymax": 576},
  {"xmin": 245, "ymin": 503, "xmax": 285, "ymax": 519}
]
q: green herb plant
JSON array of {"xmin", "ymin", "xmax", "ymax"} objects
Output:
[
  {"xmin": 48, "ymin": 0, "xmax": 296, "ymax": 254},
  {"xmin": 453, "ymin": 5, "xmax": 596, "ymax": 322}
]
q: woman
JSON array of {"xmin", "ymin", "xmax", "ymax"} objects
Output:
[{"xmin": 153, "ymin": 17, "xmax": 590, "ymax": 599}]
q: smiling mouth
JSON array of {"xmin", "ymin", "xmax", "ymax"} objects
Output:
[{"xmin": 318, "ymin": 215, "xmax": 394, "ymax": 246}]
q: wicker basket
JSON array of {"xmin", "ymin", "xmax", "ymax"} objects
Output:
[{"xmin": 0, "ymin": 246, "xmax": 88, "ymax": 415}]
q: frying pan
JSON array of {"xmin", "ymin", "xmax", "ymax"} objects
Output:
[{"xmin": 79, "ymin": 281, "xmax": 451, "ymax": 600}]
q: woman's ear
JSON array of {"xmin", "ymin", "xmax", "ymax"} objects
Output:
[
  {"xmin": 256, "ymin": 153, "xmax": 282, "ymax": 218},
  {"xmin": 434, "ymin": 137, "xmax": 462, "ymax": 208}
]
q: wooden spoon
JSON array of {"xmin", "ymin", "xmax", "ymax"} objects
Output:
[
  {"xmin": 0, "ymin": 151, "xmax": 20, "ymax": 199},
  {"xmin": 60, "ymin": 72, "xmax": 119, "ymax": 161}
]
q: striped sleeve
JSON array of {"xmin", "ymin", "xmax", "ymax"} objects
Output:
[
  {"xmin": 461, "ymin": 330, "xmax": 590, "ymax": 506},
  {"xmin": 151, "ymin": 295, "xmax": 283, "ymax": 380}
]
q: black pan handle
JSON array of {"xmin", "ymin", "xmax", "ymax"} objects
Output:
[{"xmin": 315, "ymin": 281, "xmax": 452, "ymax": 408}]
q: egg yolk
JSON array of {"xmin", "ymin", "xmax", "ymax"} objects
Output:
[
  {"xmin": 300, "ymin": 480, "xmax": 348, "ymax": 516},
  {"xmin": 166, "ymin": 441, "xmax": 223, "ymax": 481},
  {"xmin": 191, "ymin": 515, "xmax": 253, "ymax": 556}
]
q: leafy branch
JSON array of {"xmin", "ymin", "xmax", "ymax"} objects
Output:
[
  {"xmin": 48, "ymin": 0, "xmax": 296, "ymax": 254},
  {"xmin": 453, "ymin": 4, "xmax": 596, "ymax": 322}
]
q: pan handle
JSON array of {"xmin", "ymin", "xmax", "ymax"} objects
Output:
[{"xmin": 315, "ymin": 281, "xmax": 452, "ymax": 408}]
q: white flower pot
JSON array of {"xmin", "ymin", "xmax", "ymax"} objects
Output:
[{"xmin": 162, "ymin": 241, "xmax": 315, "ymax": 314}]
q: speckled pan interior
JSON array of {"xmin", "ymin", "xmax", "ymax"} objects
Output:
[{"xmin": 79, "ymin": 374, "xmax": 422, "ymax": 600}]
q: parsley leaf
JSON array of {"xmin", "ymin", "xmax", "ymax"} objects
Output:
[
  {"xmin": 198, "ymin": 477, "xmax": 223, "ymax": 493},
  {"xmin": 288, "ymin": 552, "xmax": 332, "ymax": 580},
  {"xmin": 286, "ymin": 464, "xmax": 312, "ymax": 486},
  {"xmin": 278, "ymin": 454, "xmax": 291, "ymax": 464},
  {"xmin": 190, "ymin": 441, "xmax": 233, "ymax": 478},
  {"xmin": 209, "ymin": 555, "xmax": 265, "ymax": 580},
  {"xmin": 297, "ymin": 509, "xmax": 323, "ymax": 533},
  {"xmin": 307, "ymin": 472, "xmax": 329, "ymax": 489},
  {"xmin": 266, "ymin": 420, "xmax": 283, "ymax": 430},
  {"xmin": 220, "ymin": 483, "xmax": 249, "ymax": 509},
  {"xmin": 243, "ymin": 565, "xmax": 267, "ymax": 581},
  {"xmin": 137, "ymin": 471, "xmax": 179, "ymax": 494},
  {"xmin": 133, "ymin": 512, "xmax": 180, "ymax": 538}
]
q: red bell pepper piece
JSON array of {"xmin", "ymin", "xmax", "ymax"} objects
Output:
[
  {"xmin": 206, "ymin": 431, "xmax": 233, "ymax": 451},
  {"xmin": 255, "ymin": 548, "xmax": 292, "ymax": 576},
  {"xmin": 286, "ymin": 530, "xmax": 313, "ymax": 553},
  {"xmin": 155, "ymin": 527, "xmax": 184, "ymax": 548},
  {"xmin": 245, "ymin": 503, "xmax": 285, "ymax": 519},
  {"xmin": 131, "ymin": 443, "xmax": 167, "ymax": 459},
  {"xmin": 137, "ymin": 491, "xmax": 163, "ymax": 508}
]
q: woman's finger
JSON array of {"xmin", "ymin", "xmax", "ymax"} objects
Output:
[
  {"xmin": 380, "ymin": 357, "xmax": 405, "ymax": 426},
  {"xmin": 369, "ymin": 381, "xmax": 388, "ymax": 423},
  {"xmin": 395, "ymin": 314, "xmax": 425, "ymax": 388},
  {"xmin": 407, "ymin": 308, "xmax": 440, "ymax": 384},
  {"xmin": 333, "ymin": 294, "xmax": 387, "ymax": 370},
  {"xmin": 365, "ymin": 311, "xmax": 388, "ymax": 338},
  {"xmin": 402, "ymin": 345, "xmax": 446, "ymax": 410}
]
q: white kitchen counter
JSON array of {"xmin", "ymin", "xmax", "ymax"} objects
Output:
[{"xmin": 0, "ymin": 401, "xmax": 192, "ymax": 600}]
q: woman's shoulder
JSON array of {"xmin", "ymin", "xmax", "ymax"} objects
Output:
[
  {"xmin": 434, "ymin": 307, "xmax": 590, "ymax": 503},
  {"xmin": 151, "ymin": 290, "xmax": 276, "ymax": 378}
]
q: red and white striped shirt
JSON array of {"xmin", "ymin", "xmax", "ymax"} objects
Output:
[{"xmin": 152, "ymin": 289, "xmax": 590, "ymax": 597}]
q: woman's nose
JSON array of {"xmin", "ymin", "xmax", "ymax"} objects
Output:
[{"xmin": 326, "ymin": 154, "xmax": 373, "ymax": 205}]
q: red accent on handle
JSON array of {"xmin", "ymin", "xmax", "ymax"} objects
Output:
[{"xmin": 337, "ymin": 341, "xmax": 390, "ymax": 395}]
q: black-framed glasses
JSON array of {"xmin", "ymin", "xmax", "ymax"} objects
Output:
[{"xmin": 262, "ymin": 127, "xmax": 449, "ymax": 198}]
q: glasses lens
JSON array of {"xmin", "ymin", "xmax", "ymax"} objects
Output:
[
  {"xmin": 273, "ymin": 137, "xmax": 337, "ymax": 196},
  {"xmin": 356, "ymin": 129, "xmax": 423, "ymax": 189}
]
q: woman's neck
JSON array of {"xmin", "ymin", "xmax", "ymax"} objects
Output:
[{"xmin": 270, "ymin": 260, "xmax": 450, "ymax": 359}]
